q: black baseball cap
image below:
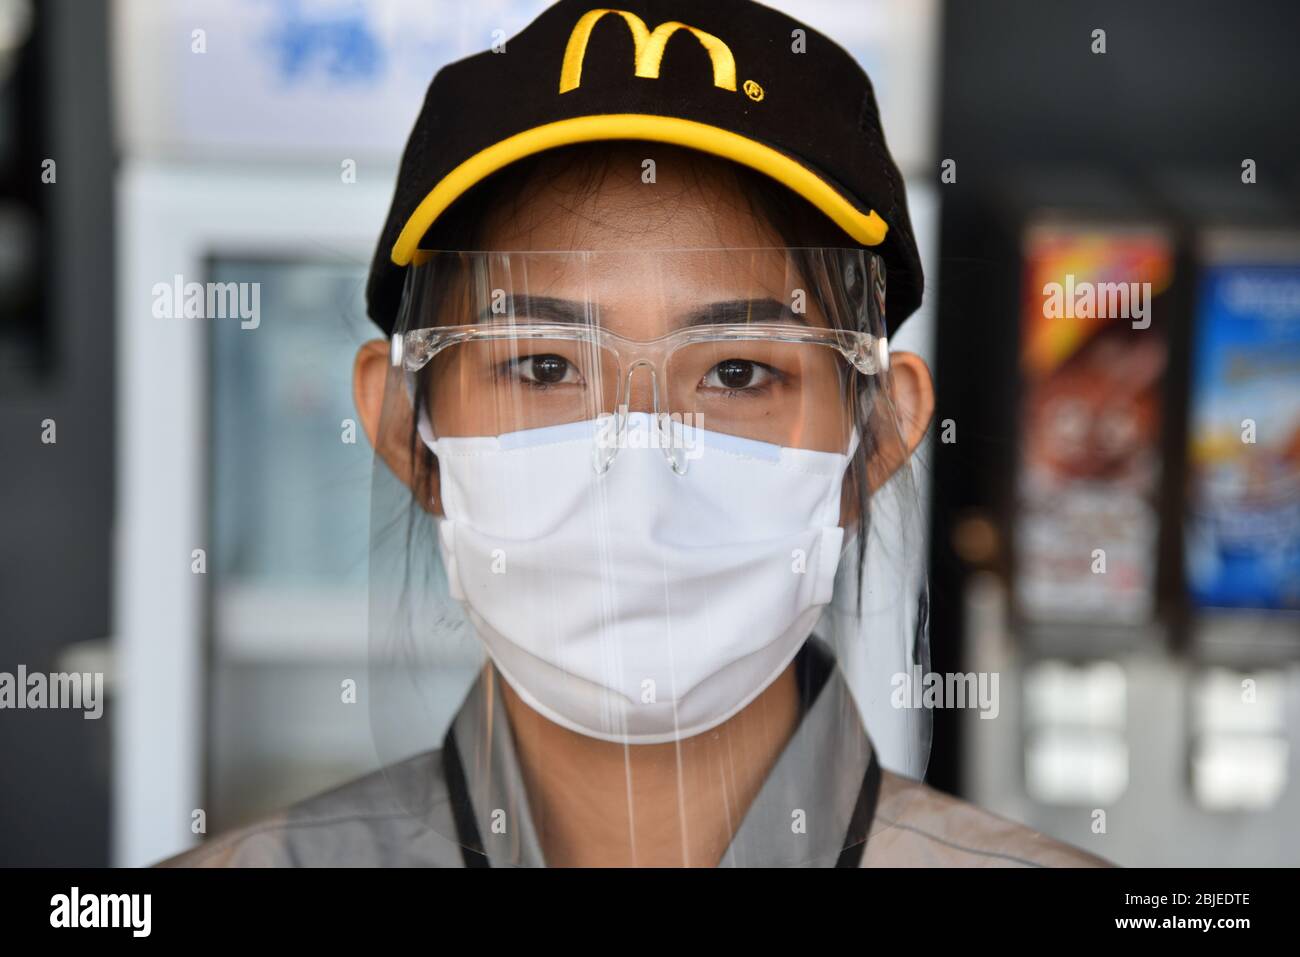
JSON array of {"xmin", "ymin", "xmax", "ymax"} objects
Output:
[{"xmin": 366, "ymin": 0, "xmax": 923, "ymax": 336}]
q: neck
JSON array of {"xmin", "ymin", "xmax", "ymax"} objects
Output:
[{"xmin": 497, "ymin": 662, "xmax": 802, "ymax": 867}]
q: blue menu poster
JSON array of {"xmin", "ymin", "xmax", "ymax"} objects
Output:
[{"xmin": 1185, "ymin": 254, "xmax": 1300, "ymax": 610}]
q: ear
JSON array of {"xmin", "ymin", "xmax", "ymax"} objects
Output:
[
  {"xmin": 865, "ymin": 350, "xmax": 935, "ymax": 493},
  {"xmin": 352, "ymin": 339, "xmax": 441, "ymax": 515}
]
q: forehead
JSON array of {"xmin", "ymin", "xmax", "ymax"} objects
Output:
[
  {"xmin": 430, "ymin": 145, "xmax": 839, "ymax": 330},
  {"xmin": 467, "ymin": 247, "xmax": 802, "ymax": 309},
  {"xmin": 479, "ymin": 145, "xmax": 787, "ymax": 252}
]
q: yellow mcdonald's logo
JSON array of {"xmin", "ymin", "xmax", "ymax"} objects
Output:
[{"xmin": 559, "ymin": 8, "xmax": 738, "ymax": 94}]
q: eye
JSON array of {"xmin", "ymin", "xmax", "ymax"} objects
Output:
[
  {"xmin": 702, "ymin": 358, "xmax": 776, "ymax": 391},
  {"xmin": 514, "ymin": 353, "xmax": 582, "ymax": 386}
]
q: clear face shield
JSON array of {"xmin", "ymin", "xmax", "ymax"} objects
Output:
[{"xmin": 368, "ymin": 247, "xmax": 930, "ymax": 866}]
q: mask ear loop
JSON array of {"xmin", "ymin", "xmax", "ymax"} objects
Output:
[
  {"xmin": 416, "ymin": 402, "xmax": 437, "ymax": 450},
  {"xmin": 414, "ymin": 402, "xmax": 442, "ymax": 510}
]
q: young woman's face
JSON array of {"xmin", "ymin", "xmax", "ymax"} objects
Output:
[
  {"xmin": 422, "ymin": 145, "xmax": 856, "ymax": 453},
  {"xmin": 352, "ymin": 146, "xmax": 935, "ymax": 507}
]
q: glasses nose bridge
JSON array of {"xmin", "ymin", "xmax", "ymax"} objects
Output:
[
  {"xmin": 620, "ymin": 356, "xmax": 665, "ymax": 416},
  {"xmin": 592, "ymin": 354, "xmax": 687, "ymax": 477}
]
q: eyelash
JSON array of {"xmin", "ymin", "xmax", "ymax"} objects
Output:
[
  {"xmin": 495, "ymin": 357, "xmax": 789, "ymax": 395},
  {"xmin": 499, "ymin": 355, "xmax": 583, "ymax": 390},
  {"xmin": 700, "ymin": 361, "xmax": 785, "ymax": 395}
]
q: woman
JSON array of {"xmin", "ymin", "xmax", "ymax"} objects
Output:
[{"xmin": 166, "ymin": 0, "xmax": 1106, "ymax": 868}]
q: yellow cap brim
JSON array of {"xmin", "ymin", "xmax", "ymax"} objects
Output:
[{"xmin": 390, "ymin": 113, "xmax": 889, "ymax": 264}]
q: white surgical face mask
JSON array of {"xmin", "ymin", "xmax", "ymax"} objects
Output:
[{"xmin": 422, "ymin": 412, "xmax": 854, "ymax": 744}]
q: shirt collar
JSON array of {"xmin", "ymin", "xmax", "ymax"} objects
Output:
[{"xmin": 449, "ymin": 638, "xmax": 874, "ymax": 867}]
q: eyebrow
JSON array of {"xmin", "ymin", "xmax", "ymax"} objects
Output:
[
  {"xmin": 476, "ymin": 294, "xmax": 809, "ymax": 327},
  {"xmin": 476, "ymin": 295, "xmax": 589, "ymax": 324},
  {"xmin": 681, "ymin": 298, "xmax": 809, "ymax": 327}
]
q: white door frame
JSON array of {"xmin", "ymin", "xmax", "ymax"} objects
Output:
[{"xmin": 113, "ymin": 161, "xmax": 391, "ymax": 866}]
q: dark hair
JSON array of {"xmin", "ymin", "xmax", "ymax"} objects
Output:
[{"xmin": 402, "ymin": 142, "xmax": 890, "ymax": 609}]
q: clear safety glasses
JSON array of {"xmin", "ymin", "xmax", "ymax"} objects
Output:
[
  {"xmin": 393, "ymin": 318, "xmax": 889, "ymax": 473},
  {"xmin": 390, "ymin": 246, "xmax": 891, "ymax": 465}
]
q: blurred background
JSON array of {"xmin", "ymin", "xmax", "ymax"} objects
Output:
[{"xmin": 0, "ymin": 0, "xmax": 1297, "ymax": 867}]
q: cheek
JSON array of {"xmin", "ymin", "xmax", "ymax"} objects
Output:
[{"xmin": 425, "ymin": 358, "xmax": 479, "ymax": 438}]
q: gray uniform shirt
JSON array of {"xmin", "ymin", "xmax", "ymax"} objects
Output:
[{"xmin": 162, "ymin": 643, "xmax": 1109, "ymax": 868}]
